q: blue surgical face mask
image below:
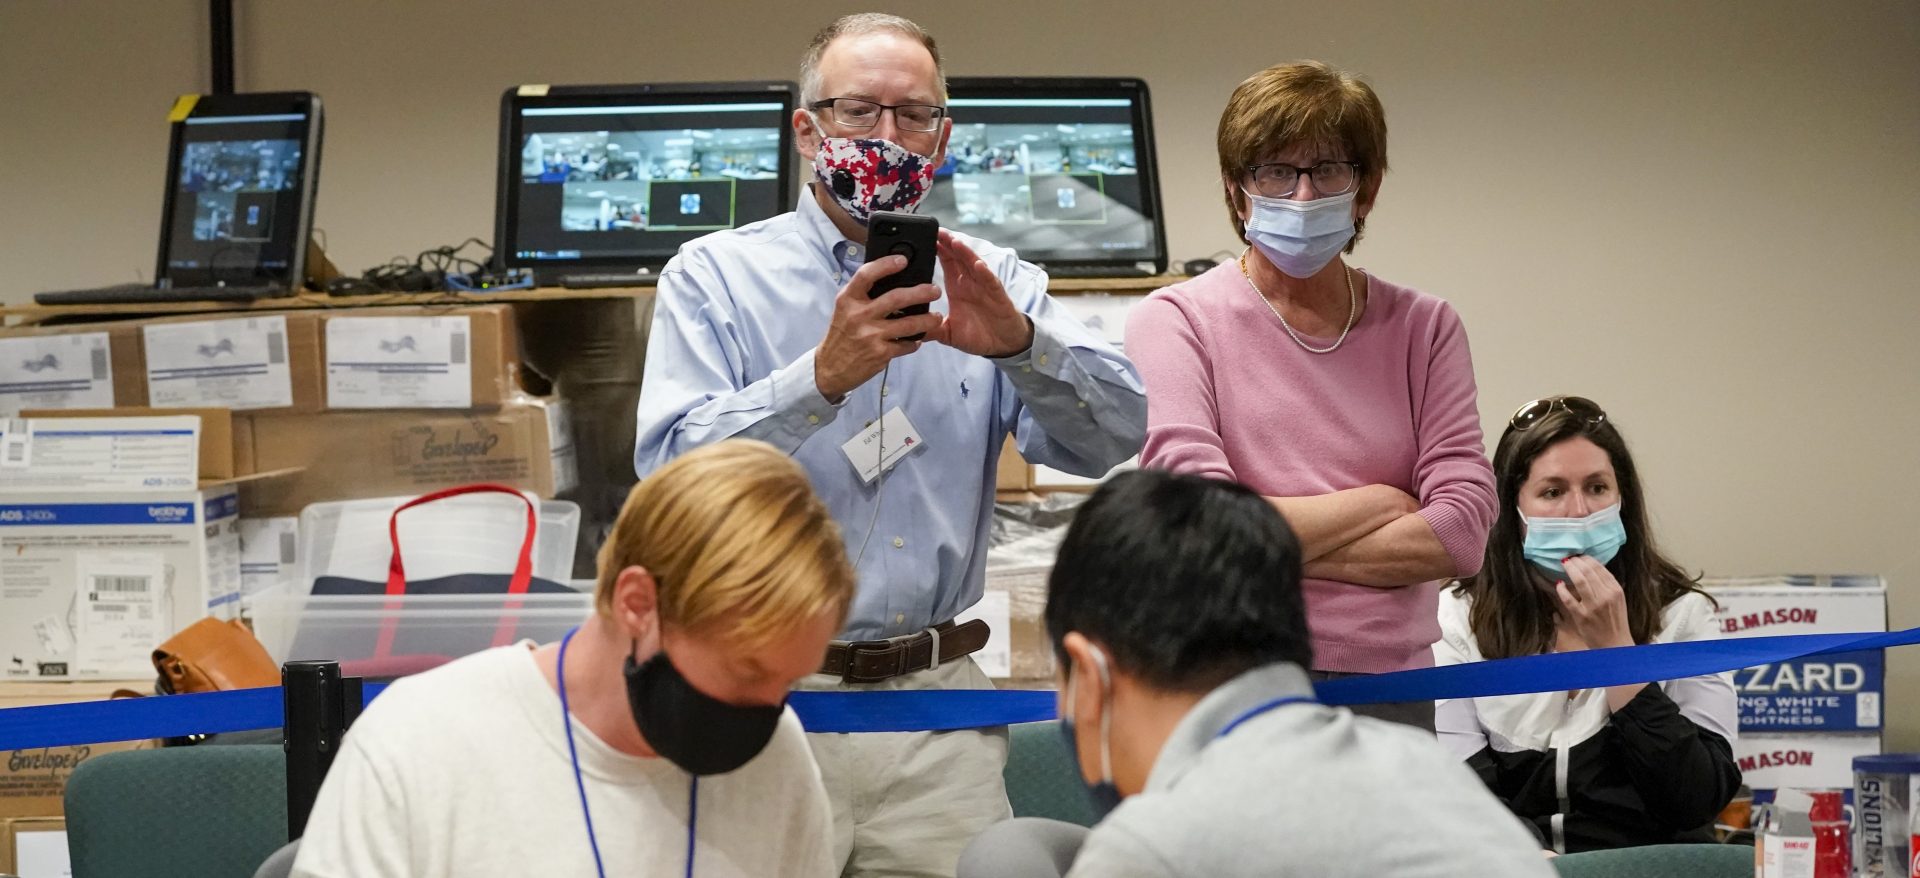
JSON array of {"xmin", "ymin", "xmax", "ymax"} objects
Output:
[
  {"xmin": 1059, "ymin": 645, "xmax": 1122, "ymax": 819},
  {"xmin": 1519, "ymin": 502, "xmax": 1628, "ymax": 577},
  {"xmin": 1243, "ymin": 190, "xmax": 1357, "ymax": 279}
]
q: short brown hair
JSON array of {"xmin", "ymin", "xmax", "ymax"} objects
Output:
[
  {"xmin": 1216, "ymin": 60, "xmax": 1388, "ymax": 247},
  {"xmin": 800, "ymin": 13, "xmax": 947, "ymax": 106},
  {"xmin": 595, "ymin": 440, "xmax": 854, "ymax": 649}
]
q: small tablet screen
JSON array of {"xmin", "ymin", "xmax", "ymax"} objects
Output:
[{"xmin": 163, "ymin": 106, "xmax": 314, "ymax": 286}]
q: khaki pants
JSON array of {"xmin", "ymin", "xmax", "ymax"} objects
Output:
[{"xmin": 800, "ymin": 656, "xmax": 1012, "ymax": 878}]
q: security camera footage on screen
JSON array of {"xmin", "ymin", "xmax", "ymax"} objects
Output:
[
  {"xmin": 921, "ymin": 97, "xmax": 1155, "ymax": 264},
  {"xmin": 166, "ymin": 114, "xmax": 309, "ymax": 283},
  {"xmin": 511, "ymin": 101, "xmax": 787, "ymax": 265}
]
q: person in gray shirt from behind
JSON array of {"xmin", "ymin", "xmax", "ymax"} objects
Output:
[{"xmin": 961, "ymin": 470, "xmax": 1555, "ymax": 878}]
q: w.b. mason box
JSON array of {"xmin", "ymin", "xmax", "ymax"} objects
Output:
[{"xmin": 1703, "ymin": 575, "xmax": 1888, "ymax": 733}]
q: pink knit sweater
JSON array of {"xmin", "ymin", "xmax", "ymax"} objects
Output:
[{"xmin": 1125, "ymin": 263, "xmax": 1496, "ymax": 673}]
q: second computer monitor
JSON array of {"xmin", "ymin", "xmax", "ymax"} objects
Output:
[
  {"xmin": 496, "ymin": 81, "xmax": 797, "ymax": 283},
  {"xmin": 924, "ymin": 77, "xmax": 1167, "ymax": 276}
]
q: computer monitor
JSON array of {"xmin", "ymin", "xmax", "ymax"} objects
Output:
[
  {"xmin": 155, "ymin": 92, "xmax": 323, "ymax": 289},
  {"xmin": 496, "ymin": 82, "xmax": 798, "ymax": 283},
  {"xmin": 923, "ymin": 77, "xmax": 1167, "ymax": 275}
]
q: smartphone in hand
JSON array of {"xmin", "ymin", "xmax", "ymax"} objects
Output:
[{"xmin": 864, "ymin": 211, "xmax": 938, "ymax": 342}]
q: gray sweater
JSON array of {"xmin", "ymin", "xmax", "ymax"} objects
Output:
[{"xmin": 1065, "ymin": 663, "xmax": 1556, "ymax": 878}]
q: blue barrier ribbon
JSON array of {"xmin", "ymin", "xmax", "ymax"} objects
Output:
[
  {"xmin": 1318, "ymin": 626, "xmax": 1920, "ymax": 706},
  {"xmin": 1, "ymin": 626, "xmax": 1915, "ymax": 747},
  {"xmin": 789, "ymin": 689, "xmax": 1059, "ymax": 733},
  {"xmin": 0, "ymin": 683, "xmax": 390, "ymax": 751}
]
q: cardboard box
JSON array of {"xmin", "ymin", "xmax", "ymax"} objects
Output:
[
  {"xmin": 1733, "ymin": 731, "xmax": 1882, "ymax": 793},
  {"xmin": 2, "ymin": 742, "xmax": 153, "ymax": 821},
  {"xmin": 995, "ymin": 437, "xmax": 1030, "ymax": 492},
  {"xmin": 1704, "ymin": 575, "xmax": 1888, "ymax": 733},
  {"xmin": 239, "ymin": 400, "xmax": 575, "ymax": 516},
  {"xmin": 320, "ymin": 305, "xmax": 519, "ymax": 410},
  {"xmin": 139, "ymin": 312, "xmax": 324, "ymax": 415},
  {"xmin": 973, "ymin": 563, "xmax": 1054, "ymax": 684},
  {"xmin": 0, "ymin": 816, "xmax": 68, "ymax": 874},
  {"xmin": 1, "ymin": 681, "xmax": 154, "ymax": 821},
  {"xmin": 0, "ymin": 324, "xmax": 146, "ymax": 415},
  {"xmin": 0, "ymin": 484, "xmax": 242, "ymax": 677},
  {"xmin": 21, "ymin": 407, "xmax": 255, "ymax": 482}
]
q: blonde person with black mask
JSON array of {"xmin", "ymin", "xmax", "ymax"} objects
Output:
[
  {"xmin": 1436, "ymin": 397, "xmax": 1740, "ymax": 854},
  {"xmin": 293, "ymin": 440, "xmax": 852, "ymax": 878}
]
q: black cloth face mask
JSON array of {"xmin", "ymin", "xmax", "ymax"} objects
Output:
[{"xmin": 623, "ymin": 642, "xmax": 784, "ymax": 776}]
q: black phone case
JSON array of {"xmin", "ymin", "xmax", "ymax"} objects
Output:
[{"xmin": 864, "ymin": 211, "xmax": 938, "ymax": 340}]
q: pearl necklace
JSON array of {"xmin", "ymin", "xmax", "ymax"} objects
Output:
[{"xmin": 1239, "ymin": 252, "xmax": 1357, "ymax": 355}]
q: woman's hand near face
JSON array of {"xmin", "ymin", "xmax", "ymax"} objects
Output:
[
  {"xmin": 1553, "ymin": 555, "xmax": 1649, "ymax": 711},
  {"xmin": 1553, "ymin": 555, "xmax": 1633, "ymax": 651}
]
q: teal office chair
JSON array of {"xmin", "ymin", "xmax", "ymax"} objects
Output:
[
  {"xmin": 1551, "ymin": 843, "xmax": 1752, "ymax": 878},
  {"xmin": 1004, "ymin": 721, "xmax": 1099, "ymax": 828},
  {"xmin": 64, "ymin": 745, "xmax": 288, "ymax": 878}
]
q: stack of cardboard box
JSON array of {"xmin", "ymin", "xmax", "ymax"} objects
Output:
[
  {"xmin": 0, "ymin": 304, "xmax": 576, "ymax": 683},
  {"xmin": 1705, "ymin": 575, "xmax": 1889, "ymax": 802}
]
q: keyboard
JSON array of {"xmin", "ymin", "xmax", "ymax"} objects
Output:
[
  {"xmin": 1038, "ymin": 264, "xmax": 1157, "ymax": 279},
  {"xmin": 558, "ymin": 272, "xmax": 658, "ymax": 289},
  {"xmin": 34, "ymin": 284, "xmax": 278, "ymax": 306}
]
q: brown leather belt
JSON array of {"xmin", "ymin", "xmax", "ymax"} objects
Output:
[{"xmin": 818, "ymin": 619, "xmax": 991, "ymax": 684}]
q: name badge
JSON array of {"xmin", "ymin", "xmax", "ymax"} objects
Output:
[{"xmin": 840, "ymin": 406, "xmax": 924, "ymax": 484}]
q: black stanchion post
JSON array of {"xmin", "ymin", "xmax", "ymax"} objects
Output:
[{"xmin": 283, "ymin": 660, "xmax": 342, "ymax": 840}]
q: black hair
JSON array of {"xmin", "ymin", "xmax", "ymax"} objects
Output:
[{"xmin": 1045, "ymin": 470, "xmax": 1312, "ymax": 691}]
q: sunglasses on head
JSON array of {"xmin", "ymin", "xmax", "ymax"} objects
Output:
[{"xmin": 1509, "ymin": 396, "xmax": 1607, "ymax": 432}]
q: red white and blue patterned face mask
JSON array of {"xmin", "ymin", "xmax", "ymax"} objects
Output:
[{"xmin": 811, "ymin": 137, "xmax": 936, "ymax": 225}]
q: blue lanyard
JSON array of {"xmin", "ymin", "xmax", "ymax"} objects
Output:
[
  {"xmin": 1215, "ymin": 695, "xmax": 1316, "ymax": 740},
  {"xmin": 558, "ymin": 627, "xmax": 698, "ymax": 878}
]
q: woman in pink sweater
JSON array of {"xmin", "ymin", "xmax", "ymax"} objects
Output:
[{"xmin": 1125, "ymin": 61, "xmax": 1495, "ymax": 731}]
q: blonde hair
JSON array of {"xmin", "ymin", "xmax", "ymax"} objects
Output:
[
  {"xmin": 596, "ymin": 440, "xmax": 853, "ymax": 649},
  {"xmin": 1217, "ymin": 60, "xmax": 1389, "ymax": 247},
  {"xmin": 799, "ymin": 13, "xmax": 947, "ymax": 106}
]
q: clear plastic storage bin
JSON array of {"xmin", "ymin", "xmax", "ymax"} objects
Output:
[{"xmin": 246, "ymin": 492, "xmax": 594, "ymax": 666}]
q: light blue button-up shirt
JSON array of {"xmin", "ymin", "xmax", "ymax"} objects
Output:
[{"xmin": 635, "ymin": 193, "xmax": 1146, "ymax": 640}]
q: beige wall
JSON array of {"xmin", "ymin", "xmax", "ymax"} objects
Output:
[{"xmin": 3, "ymin": 1, "xmax": 1918, "ymax": 744}]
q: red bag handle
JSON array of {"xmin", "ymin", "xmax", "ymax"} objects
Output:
[
  {"xmin": 384, "ymin": 483, "xmax": 537, "ymax": 596},
  {"xmin": 374, "ymin": 484, "xmax": 539, "ymax": 659}
]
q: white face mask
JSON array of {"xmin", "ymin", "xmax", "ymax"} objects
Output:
[{"xmin": 1243, "ymin": 190, "xmax": 1357, "ymax": 278}]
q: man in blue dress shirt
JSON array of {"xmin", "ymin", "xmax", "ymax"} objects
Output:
[{"xmin": 633, "ymin": 13, "xmax": 1146, "ymax": 877}]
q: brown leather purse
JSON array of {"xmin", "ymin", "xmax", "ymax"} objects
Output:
[{"xmin": 152, "ymin": 617, "xmax": 279, "ymax": 694}]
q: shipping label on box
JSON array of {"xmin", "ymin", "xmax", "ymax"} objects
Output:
[
  {"xmin": 0, "ymin": 416, "xmax": 199, "ymax": 493},
  {"xmin": 238, "ymin": 516, "xmax": 298, "ymax": 599},
  {"xmin": 0, "ymin": 335, "xmax": 114, "ymax": 416},
  {"xmin": 326, "ymin": 315, "xmax": 473, "ymax": 408},
  {"xmin": 1733, "ymin": 731, "xmax": 1881, "ymax": 792},
  {"xmin": 956, "ymin": 590, "xmax": 1013, "ymax": 678},
  {"xmin": 1052, "ymin": 294, "xmax": 1143, "ymax": 350},
  {"xmin": 545, "ymin": 400, "xmax": 578, "ymax": 495},
  {"xmin": 1705, "ymin": 576, "xmax": 1888, "ymax": 733},
  {"xmin": 144, "ymin": 316, "xmax": 294, "ymax": 410},
  {"xmin": 0, "ymin": 486, "xmax": 240, "ymax": 678}
]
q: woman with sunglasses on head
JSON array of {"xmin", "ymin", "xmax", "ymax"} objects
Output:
[
  {"xmin": 1435, "ymin": 397, "xmax": 1740, "ymax": 855},
  {"xmin": 1126, "ymin": 60, "xmax": 1495, "ymax": 731}
]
